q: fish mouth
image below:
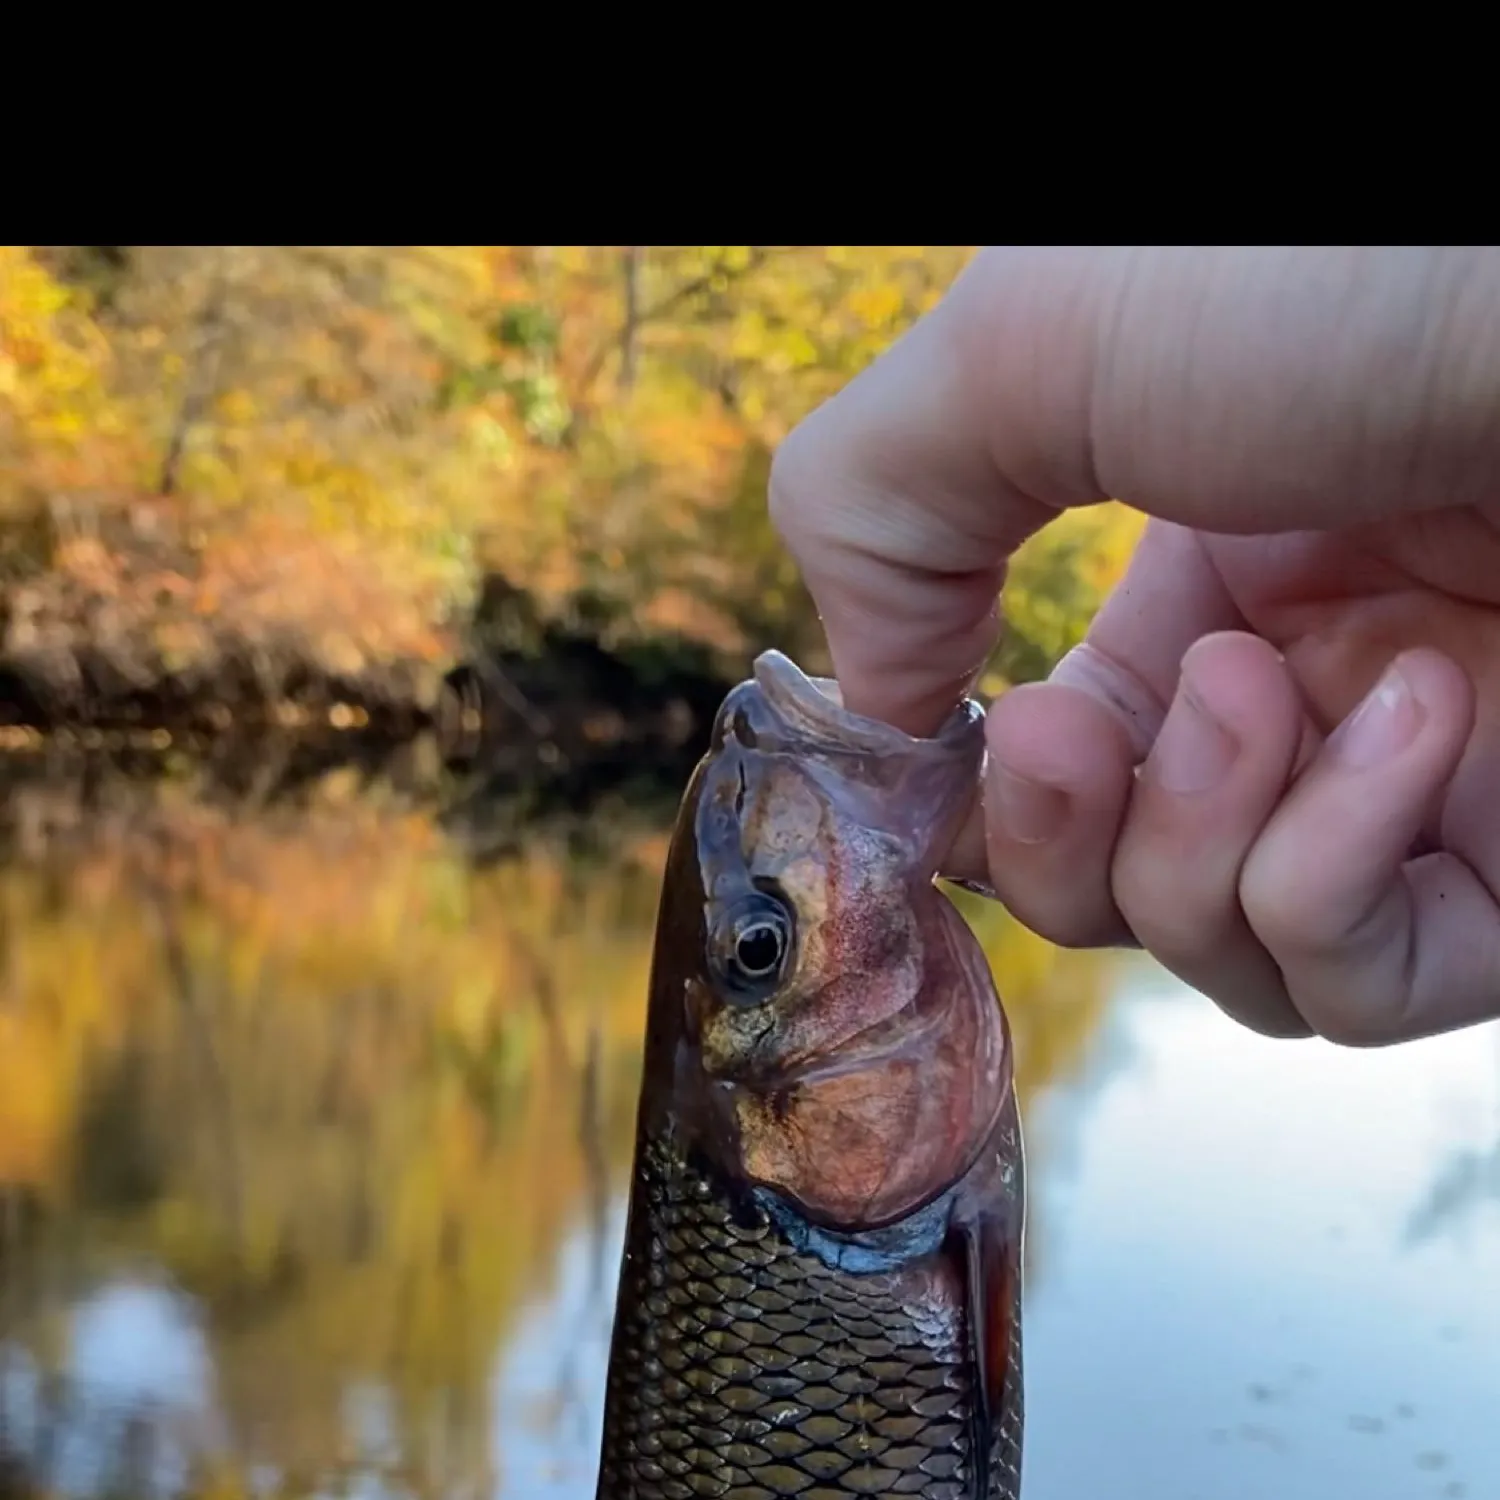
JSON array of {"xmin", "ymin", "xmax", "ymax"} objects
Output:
[{"xmin": 750, "ymin": 650, "xmax": 982, "ymax": 760}]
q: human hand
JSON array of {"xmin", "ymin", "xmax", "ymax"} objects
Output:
[{"xmin": 770, "ymin": 246, "xmax": 1500, "ymax": 1044}]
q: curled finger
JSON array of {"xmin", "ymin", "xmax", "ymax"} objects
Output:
[
  {"xmin": 1110, "ymin": 633, "xmax": 1311, "ymax": 1037},
  {"xmin": 1239, "ymin": 648, "xmax": 1493, "ymax": 1044}
]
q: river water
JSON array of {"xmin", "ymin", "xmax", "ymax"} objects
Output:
[{"xmin": 0, "ymin": 751, "xmax": 1495, "ymax": 1500}]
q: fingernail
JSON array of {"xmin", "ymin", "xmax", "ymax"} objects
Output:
[
  {"xmin": 1328, "ymin": 661, "xmax": 1423, "ymax": 768},
  {"xmin": 992, "ymin": 765, "xmax": 1068, "ymax": 844},
  {"xmin": 1146, "ymin": 685, "xmax": 1237, "ymax": 794}
]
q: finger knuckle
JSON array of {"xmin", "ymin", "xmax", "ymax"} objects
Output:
[
  {"xmin": 1239, "ymin": 865, "xmax": 1410, "ymax": 1047},
  {"xmin": 1297, "ymin": 1002, "xmax": 1392, "ymax": 1048},
  {"xmin": 1111, "ymin": 841, "xmax": 1224, "ymax": 965},
  {"xmin": 991, "ymin": 868, "xmax": 1129, "ymax": 951},
  {"xmin": 1238, "ymin": 848, "xmax": 1324, "ymax": 953},
  {"xmin": 1216, "ymin": 996, "xmax": 1316, "ymax": 1041},
  {"xmin": 766, "ymin": 423, "xmax": 827, "ymax": 547}
]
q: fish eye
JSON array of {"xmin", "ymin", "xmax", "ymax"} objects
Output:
[
  {"xmin": 734, "ymin": 918, "xmax": 785, "ymax": 978},
  {"xmin": 709, "ymin": 890, "xmax": 794, "ymax": 1002}
]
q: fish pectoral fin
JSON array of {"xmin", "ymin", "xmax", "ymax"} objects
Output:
[{"xmin": 957, "ymin": 1206, "xmax": 1020, "ymax": 1495}]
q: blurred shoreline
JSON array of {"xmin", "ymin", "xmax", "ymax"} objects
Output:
[
  {"xmin": 0, "ymin": 512, "xmax": 737, "ymax": 784},
  {"xmin": 2, "ymin": 246, "xmax": 1144, "ymax": 763}
]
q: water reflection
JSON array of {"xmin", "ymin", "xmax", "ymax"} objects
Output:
[
  {"xmin": 492, "ymin": 1201, "xmax": 624, "ymax": 1498},
  {"xmin": 1020, "ymin": 969, "xmax": 1500, "ymax": 1500},
  {"xmin": 0, "ymin": 755, "xmax": 1495, "ymax": 1500}
]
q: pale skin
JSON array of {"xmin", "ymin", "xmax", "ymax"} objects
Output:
[{"xmin": 768, "ymin": 246, "xmax": 1500, "ymax": 1046}]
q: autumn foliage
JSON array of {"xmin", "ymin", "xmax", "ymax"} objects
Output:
[{"xmin": 0, "ymin": 246, "xmax": 1144, "ymax": 729}]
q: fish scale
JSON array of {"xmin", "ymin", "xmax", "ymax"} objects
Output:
[{"xmin": 597, "ymin": 1136, "xmax": 1023, "ymax": 1499}]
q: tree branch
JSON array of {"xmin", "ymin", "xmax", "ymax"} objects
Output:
[
  {"xmin": 157, "ymin": 265, "xmax": 230, "ymax": 499},
  {"xmin": 566, "ymin": 246, "xmax": 780, "ymax": 435},
  {"xmin": 619, "ymin": 246, "xmax": 642, "ymax": 391}
]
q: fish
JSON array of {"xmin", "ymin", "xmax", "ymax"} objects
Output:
[{"xmin": 595, "ymin": 649, "xmax": 1025, "ymax": 1500}]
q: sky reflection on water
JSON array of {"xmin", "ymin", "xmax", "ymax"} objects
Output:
[{"xmin": 5, "ymin": 963, "xmax": 1497, "ymax": 1500}]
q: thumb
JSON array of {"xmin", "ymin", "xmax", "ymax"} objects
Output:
[{"xmin": 770, "ymin": 246, "xmax": 1500, "ymax": 736}]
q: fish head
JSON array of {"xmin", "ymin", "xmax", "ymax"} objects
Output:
[{"xmin": 652, "ymin": 649, "xmax": 1012, "ymax": 1233}]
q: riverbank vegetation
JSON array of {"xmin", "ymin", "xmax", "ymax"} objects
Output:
[{"xmin": 1, "ymin": 246, "xmax": 1144, "ymax": 746}]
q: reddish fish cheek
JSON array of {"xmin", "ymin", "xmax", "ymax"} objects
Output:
[
  {"xmin": 798, "ymin": 894, "xmax": 921, "ymax": 1033},
  {"xmin": 777, "ymin": 960, "xmax": 919, "ymax": 1070},
  {"xmin": 737, "ymin": 1059, "xmax": 976, "ymax": 1229}
]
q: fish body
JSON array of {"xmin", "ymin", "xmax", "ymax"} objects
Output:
[{"xmin": 596, "ymin": 651, "xmax": 1025, "ymax": 1500}]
